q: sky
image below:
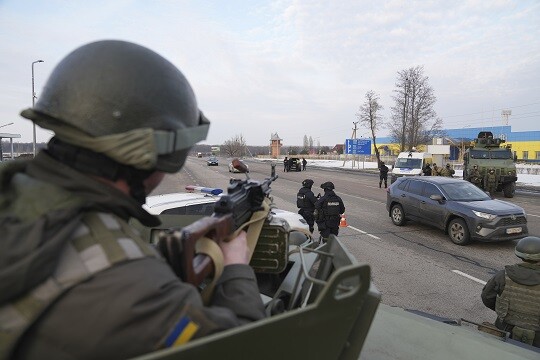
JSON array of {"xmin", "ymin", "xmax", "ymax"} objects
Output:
[{"xmin": 0, "ymin": 0, "xmax": 539, "ymax": 146}]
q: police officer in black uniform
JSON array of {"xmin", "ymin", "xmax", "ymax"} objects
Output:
[
  {"xmin": 315, "ymin": 182, "xmax": 345, "ymax": 241},
  {"xmin": 297, "ymin": 179, "xmax": 317, "ymax": 233},
  {"xmin": 379, "ymin": 161, "xmax": 389, "ymax": 188}
]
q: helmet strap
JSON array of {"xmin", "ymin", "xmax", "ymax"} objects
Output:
[{"xmin": 47, "ymin": 137, "xmax": 152, "ymax": 204}]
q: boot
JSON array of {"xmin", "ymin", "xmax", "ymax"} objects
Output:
[{"xmin": 379, "ymin": 181, "xmax": 382, "ymax": 188}]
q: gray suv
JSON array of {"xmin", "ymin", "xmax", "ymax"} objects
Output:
[{"xmin": 386, "ymin": 176, "xmax": 528, "ymax": 245}]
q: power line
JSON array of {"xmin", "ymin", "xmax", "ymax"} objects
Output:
[{"xmin": 441, "ymin": 101, "xmax": 540, "ymax": 119}]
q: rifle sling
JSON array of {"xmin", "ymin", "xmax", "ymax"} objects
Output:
[{"xmin": 198, "ymin": 198, "xmax": 271, "ymax": 305}]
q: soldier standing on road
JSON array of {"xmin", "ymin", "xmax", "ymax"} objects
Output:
[
  {"xmin": 481, "ymin": 236, "xmax": 540, "ymax": 348},
  {"xmin": 283, "ymin": 157, "xmax": 289, "ymax": 172},
  {"xmin": 467, "ymin": 164, "xmax": 483, "ymax": 188},
  {"xmin": 297, "ymin": 179, "xmax": 317, "ymax": 233},
  {"xmin": 432, "ymin": 163, "xmax": 441, "ymax": 176},
  {"xmin": 0, "ymin": 40, "xmax": 265, "ymax": 359},
  {"xmin": 440, "ymin": 163, "xmax": 455, "ymax": 177},
  {"xmin": 378, "ymin": 161, "xmax": 389, "ymax": 188},
  {"xmin": 315, "ymin": 182, "xmax": 345, "ymax": 242},
  {"xmin": 423, "ymin": 163, "xmax": 432, "ymax": 176},
  {"xmin": 485, "ymin": 168, "xmax": 498, "ymax": 196},
  {"xmin": 302, "ymin": 157, "xmax": 307, "ymax": 171}
]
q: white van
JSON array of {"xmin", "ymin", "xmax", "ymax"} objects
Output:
[{"xmin": 390, "ymin": 151, "xmax": 432, "ymax": 184}]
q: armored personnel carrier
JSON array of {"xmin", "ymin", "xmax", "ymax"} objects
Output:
[{"xmin": 463, "ymin": 131, "xmax": 517, "ymax": 198}]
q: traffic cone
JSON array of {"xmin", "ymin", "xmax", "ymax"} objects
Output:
[{"xmin": 339, "ymin": 214, "xmax": 348, "ymax": 227}]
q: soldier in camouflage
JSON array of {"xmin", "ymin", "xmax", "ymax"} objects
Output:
[
  {"xmin": 484, "ymin": 168, "xmax": 498, "ymax": 196},
  {"xmin": 432, "ymin": 163, "xmax": 441, "ymax": 176},
  {"xmin": 0, "ymin": 40, "xmax": 265, "ymax": 360},
  {"xmin": 481, "ymin": 236, "xmax": 540, "ymax": 347},
  {"xmin": 439, "ymin": 163, "xmax": 455, "ymax": 177},
  {"xmin": 467, "ymin": 164, "xmax": 483, "ymax": 188}
]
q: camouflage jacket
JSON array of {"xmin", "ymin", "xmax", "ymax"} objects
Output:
[{"xmin": 0, "ymin": 152, "xmax": 265, "ymax": 359}]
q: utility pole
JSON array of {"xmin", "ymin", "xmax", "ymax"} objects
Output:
[{"xmin": 343, "ymin": 121, "xmax": 359, "ymax": 168}]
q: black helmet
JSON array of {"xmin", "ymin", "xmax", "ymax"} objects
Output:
[
  {"xmin": 515, "ymin": 236, "xmax": 540, "ymax": 262},
  {"xmin": 21, "ymin": 40, "xmax": 209, "ymax": 173},
  {"xmin": 321, "ymin": 181, "xmax": 335, "ymax": 190},
  {"xmin": 446, "ymin": 164, "xmax": 450, "ymax": 167},
  {"xmin": 302, "ymin": 179, "xmax": 314, "ymax": 188}
]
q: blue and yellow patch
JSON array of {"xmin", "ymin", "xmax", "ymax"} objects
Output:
[{"xmin": 165, "ymin": 316, "xmax": 200, "ymax": 347}]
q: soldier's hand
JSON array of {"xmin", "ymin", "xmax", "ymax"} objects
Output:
[{"xmin": 220, "ymin": 231, "xmax": 249, "ymax": 265}]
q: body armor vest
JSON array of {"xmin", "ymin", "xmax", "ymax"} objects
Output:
[
  {"xmin": 0, "ymin": 212, "xmax": 160, "ymax": 360},
  {"xmin": 323, "ymin": 195, "xmax": 341, "ymax": 216},
  {"xmin": 495, "ymin": 275, "xmax": 540, "ymax": 331},
  {"xmin": 297, "ymin": 188, "xmax": 313, "ymax": 209}
]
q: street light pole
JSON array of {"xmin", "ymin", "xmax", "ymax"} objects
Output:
[{"xmin": 32, "ymin": 59, "xmax": 44, "ymax": 157}]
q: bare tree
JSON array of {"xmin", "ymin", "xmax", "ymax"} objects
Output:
[
  {"xmin": 303, "ymin": 135, "xmax": 309, "ymax": 152},
  {"xmin": 356, "ymin": 90, "xmax": 384, "ymax": 164},
  {"xmin": 309, "ymin": 136, "xmax": 313, "ymax": 152},
  {"xmin": 389, "ymin": 66, "xmax": 441, "ymax": 151},
  {"xmin": 222, "ymin": 134, "xmax": 247, "ymax": 157}
]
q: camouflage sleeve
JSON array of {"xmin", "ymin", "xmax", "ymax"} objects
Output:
[
  {"xmin": 17, "ymin": 258, "xmax": 265, "ymax": 359},
  {"xmin": 481, "ymin": 270, "xmax": 506, "ymax": 311}
]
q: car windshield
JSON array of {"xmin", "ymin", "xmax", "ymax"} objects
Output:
[
  {"xmin": 440, "ymin": 182, "xmax": 491, "ymax": 201},
  {"xmin": 470, "ymin": 149, "xmax": 513, "ymax": 159},
  {"xmin": 395, "ymin": 158, "xmax": 422, "ymax": 169}
]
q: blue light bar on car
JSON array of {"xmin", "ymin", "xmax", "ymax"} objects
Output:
[{"xmin": 185, "ymin": 186, "xmax": 223, "ymax": 195}]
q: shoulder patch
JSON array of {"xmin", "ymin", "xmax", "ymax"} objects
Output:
[{"xmin": 165, "ymin": 316, "xmax": 200, "ymax": 347}]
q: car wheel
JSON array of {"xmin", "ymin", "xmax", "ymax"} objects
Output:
[
  {"xmin": 390, "ymin": 204, "xmax": 406, "ymax": 226},
  {"xmin": 448, "ymin": 218, "xmax": 470, "ymax": 245},
  {"xmin": 503, "ymin": 182, "xmax": 515, "ymax": 198}
]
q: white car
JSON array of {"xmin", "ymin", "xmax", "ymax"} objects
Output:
[{"xmin": 136, "ymin": 186, "xmax": 310, "ymax": 244}]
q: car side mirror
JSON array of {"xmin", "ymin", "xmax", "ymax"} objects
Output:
[{"xmin": 430, "ymin": 194, "xmax": 444, "ymax": 203}]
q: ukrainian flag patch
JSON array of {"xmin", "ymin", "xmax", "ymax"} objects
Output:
[{"xmin": 165, "ymin": 316, "xmax": 200, "ymax": 347}]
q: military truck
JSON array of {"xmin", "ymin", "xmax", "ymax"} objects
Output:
[{"xmin": 463, "ymin": 131, "xmax": 517, "ymax": 198}]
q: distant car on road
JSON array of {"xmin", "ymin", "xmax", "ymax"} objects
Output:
[
  {"xmin": 207, "ymin": 156, "xmax": 219, "ymax": 166},
  {"xmin": 386, "ymin": 176, "xmax": 527, "ymax": 245},
  {"xmin": 289, "ymin": 157, "xmax": 302, "ymax": 172},
  {"xmin": 229, "ymin": 160, "xmax": 249, "ymax": 173}
]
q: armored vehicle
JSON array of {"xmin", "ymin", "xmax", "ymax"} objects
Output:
[{"xmin": 463, "ymin": 131, "xmax": 517, "ymax": 198}]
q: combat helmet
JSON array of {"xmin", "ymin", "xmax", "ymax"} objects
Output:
[
  {"xmin": 321, "ymin": 181, "xmax": 335, "ymax": 190},
  {"xmin": 21, "ymin": 40, "xmax": 209, "ymax": 174},
  {"xmin": 302, "ymin": 179, "xmax": 314, "ymax": 188},
  {"xmin": 515, "ymin": 236, "xmax": 540, "ymax": 262}
]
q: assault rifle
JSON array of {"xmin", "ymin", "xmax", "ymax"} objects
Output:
[{"xmin": 157, "ymin": 160, "xmax": 278, "ymax": 286}]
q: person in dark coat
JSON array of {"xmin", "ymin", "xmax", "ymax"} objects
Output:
[
  {"xmin": 302, "ymin": 157, "xmax": 307, "ymax": 171},
  {"xmin": 423, "ymin": 163, "xmax": 432, "ymax": 176},
  {"xmin": 297, "ymin": 179, "xmax": 317, "ymax": 233},
  {"xmin": 283, "ymin": 157, "xmax": 289, "ymax": 172},
  {"xmin": 315, "ymin": 181, "xmax": 345, "ymax": 241},
  {"xmin": 379, "ymin": 161, "xmax": 389, "ymax": 188}
]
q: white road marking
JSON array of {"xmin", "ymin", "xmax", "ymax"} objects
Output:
[
  {"xmin": 527, "ymin": 213, "xmax": 540, "ymax": 218},
  {"xmin": 348, "ymin": 225, "xmax": 366, "ymax": 234},
  {"xmin": 348, "ymin": 225, "xmax": 381, "ymax": 239},
  {"xmin": 452, "ymin": 270, "xmax": 486, "ymax": 285}
]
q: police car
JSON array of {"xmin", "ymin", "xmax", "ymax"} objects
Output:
[{"xmin": 135, "ymin": 186, "xmax": 310, "ymax": 244}]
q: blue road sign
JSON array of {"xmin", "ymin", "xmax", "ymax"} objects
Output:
[{"xmin": 345, "ymin": 139, "xmax": 371, "ymax": 155}]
